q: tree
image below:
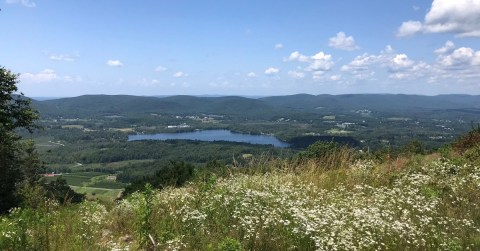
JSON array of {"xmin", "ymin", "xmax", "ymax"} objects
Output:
[
  {"xmin": 42, "ymin": 177, "xmax": 85, "ymax": 204},
  {"xmin": 0, "ymin": 66, "xmax": 39, "ymax": 214}
]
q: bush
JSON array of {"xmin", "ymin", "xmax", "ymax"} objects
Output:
[{"xmin": 453, "ymin": 126, "xmax": 480, "ymax": 153}]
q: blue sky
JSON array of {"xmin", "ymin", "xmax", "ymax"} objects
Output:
[{"xmin": 2, "ymin": 0, "xmax": 480, "ymax": 96}]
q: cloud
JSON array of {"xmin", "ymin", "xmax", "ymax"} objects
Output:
[
  {"xmin": 330, "ymin": 75, "xmax": 341, "ymax": 81},
  {"xmin": 154, "ymin": 65, "xmax": 167, "ymax": 72},
  {"xmin": 286, "ymin": 51, "xmax": 309, "ymax": 62},
  {"xmin": 434, "ymin": 42, "xmax": 480, "ymax": 67},
  {"xmin": 247, "ymin": 72, "xmax": 256, "ymax": 78},
  {"xmin": 307, "ymin": 52, "xmax": 334, "ymax": 71},
  {"xmin": 20, "ymin": 69, "xmax": 57, "ymax": 82},
  {"xmin": 285, "ymin": 51, "xmax": 335, "ymax": 76},
  {"xmin": 428, "ymin": 44, "xmax": 480, "ymax": 83},
  {"xmin": 49, "ymin": 53, "xmax": 77, "ymax": 62},
  {"xmin": 107, "ymin": 60, "xmax": 123, "ymax": 67},
  {"xmin": 288, "ymin": 70, "xmax": 305, "ymax": 79},
  {"xmin": 328, "ymin": 32, "xmax": 359, "ymax": 51},
  {"xmin": 312, "ymin": 71, "xmax": 325, "ymax": 80},
  {"xmin": 264, "ymin": 67, "xmax": 279, "ymax": 75},
  {"xmin": 397, "ymin": 0, "xmax": 480, "ymax": 37},
  {"xmin": 437, "ymin": 47, "xmax": 480, "ymax": 67},
  {"xmin": 274, "ymin": 43, "xmax": 283, "ymax": 49},
  {"xmin": 434, "ymin": 41, "xmax": 455, "ymax": 54},
  {"xmin": 341, "ymin": 46, "xmax": 428, "ymax": 80},
  {"xmin": 173, "ymin": 71, "xmax": 187, "ymax": 77},
  {"xmin": 6, "ymin": 0, "xmax": 36, "ymax": 7},
  {"xmin": 391, "ymin": 54, "xmax": 415, "ymax": 69},
  {"xmin": 396, "ymin": 21, "xmax": 423, "ymax": 37},
  {"xmin": 340, "ymin": 43, "xmax": 480, "ymax": 86},
  {"xmin": 341, "ymin": 53, "xmax": 381, "ymax": 72}
]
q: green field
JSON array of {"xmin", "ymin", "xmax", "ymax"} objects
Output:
[
  {"xmin": 70, "ymin": 186, "xmax": 123, "ymax": 201},
  {"xmin": 43, "ymin": 172, "xmax": 127, "ymax": 201}
]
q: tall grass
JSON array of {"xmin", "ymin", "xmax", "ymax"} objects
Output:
[{"xmin": 1, "ymin": 152, "xmax": 479, "ymax": 250}]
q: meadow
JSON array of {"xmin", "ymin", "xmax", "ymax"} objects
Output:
[{"xmin": 42, "ymin": 172, "xmax": 127, "ymax": 201}]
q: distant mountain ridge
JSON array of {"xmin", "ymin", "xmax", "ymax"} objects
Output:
[
  {"xmin": 31, "ymin": 94, "xmax": 480, "ymax": 118},
  {"xmin": 259, "ymin": 94, "xmax": 480, "ymax": 111}
]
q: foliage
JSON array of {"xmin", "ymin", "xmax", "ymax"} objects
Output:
[
  {"xmin": 42, "ymin": 177, "xmax": 85, "ymax": 204},
  {"xmin": 134, "ymin": 183, "xmax": 155, "ymax": 250},
  {"xmin": 123, "ymin": 160, "xmax": 195, "ymax": 196},
  {"xmin": 2, "ymin": 152, "xmax": 479, "ymax": 250},
  {"xmin": 453, "ymin": 125, "xmax": 480, "ymax": 154},
  {"xmin": 296, "ymin": 141, "xmax": 357, "ymax": 170},
  {"xmin": 401, "ymin": 139, "xmax": 426, "ymax": 155},
  {"xmin": 0, "ymin": 66, "xmax": 39, "ymax": 214}
]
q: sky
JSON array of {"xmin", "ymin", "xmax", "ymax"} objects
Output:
[{"xmin": 1, "ymin": 0, "xmax": 480, "ymax": 97}]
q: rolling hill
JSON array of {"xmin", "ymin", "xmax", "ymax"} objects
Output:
[{"xmin": 31, "ymin": 94, "xmax": 480, "ymax": 118}]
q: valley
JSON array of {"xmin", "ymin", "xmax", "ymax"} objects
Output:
[{"xmin": 23, "ymin": 94, "xmax": 480, "ymax": 200}]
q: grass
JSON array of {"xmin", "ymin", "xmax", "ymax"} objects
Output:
[
  {"xmin": 43, "ymin": 172, "xmax": 127, "ymax": 200},
  {"xmin": 1, "ymin": 141, "xmax": 479, "ymax": 250},
  {"xmin": 71, "ymin": 186, "xmax": 123, "ymax": 201}
]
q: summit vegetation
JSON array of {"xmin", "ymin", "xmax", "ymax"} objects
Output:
[{"xmin": 1, "ymin": 132, "xmax": 480, "ymax": 250}]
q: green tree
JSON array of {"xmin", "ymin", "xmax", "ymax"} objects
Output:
[
  {"xmin": 0, "ymin": 66, "xmax": 39, "ymax": 214},
  {"xmin": 42, "ymin": 177, "xmax": 85, "ymax": 204}
]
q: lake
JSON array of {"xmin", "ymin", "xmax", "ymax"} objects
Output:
[{"xmin": 128, "ymin": 129, "xmax": 290, "ymax": 148}]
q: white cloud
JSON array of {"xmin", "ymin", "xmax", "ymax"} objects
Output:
[
  {"xmin": 307, "ymin": 52, "xmax": 334, "ymax": 71},
  {"xmin": 330, "ymin": 75, "xmax": 341, "ymax": 81},
  {"xmin": 312, "ymin": 71, "xmax": 325, "ymax": 80},
  {"xmin": 341, "ymin": 53, "xmax": 380, "ymax": 72},
  {"xmin": 429, "ymin": 45, "xmax": 480, "ymax": 83},
  {"xmin": 424, "ymin": 0, "xmax": 480, "ymax": 37},
  {"xmin": 6, "ymin": 0, "xmax": 36, "ymax": 7},
  {"xmin": 328, "ymin": 32, "xmax": 359, "ymax": 51},
  {"xmin": 397, "ymin": 0, "xmax": 480, "ymax": 37},
  {"xmin": 396, "ymin": 21, "xmax": 423, "ymax": 37},
  {"xmin": 264, "ymin": 67, "xmax": 279, "ymax": 75},
  {"xmin": 341, "ymin": 47, "xmax": 429, "ymax": 81},
  {"xmin": 391, "ymin": 54, "xmax": 415, "ymax": 69},
  {"xmin": 274, "ymin": 43, "xmax": 283, "ymax": 49},
  {"xmin": 286, "ymin": 51, "xmax": 309, "ymax": 62},
  {"xmin": 49, "ymin": 53, "xmax": 77, "ymax": 62},
  {"xmin": 107, "ymin": 60, "xmax": 123, "ymax": 67},
  {"xmin": 247, "ymin": 72, "xmax": 256, "ymax": 78},
  {"xmin": 154, "ymin": 65, "xmax": 167, "ymax": 72},
  {"xmin": 413, "ymin": 5, "xmax": 420, "ymax": 11},
  {"xmin": 285, "ymin": 51, "xmax": 335, "ymax": 77},
  {"xmin": 474, "ymin": 51, "xmax": 480, "ymax": 65},
  {"xmin": 383, "ymin": 45, "xmax": 395, "ymax": 54},
  {"xmin": 288, "ymin": 70, "xmax": 305, "ymax": 79},
  {"xmin": 20, "ymin": 69, "xmax": 57, "ymax": 82},
  {"xmin": 340, "ymin": 43, "xmax": 480, "ymax": 86},
  {"xmin": 437, "ymin": 47, "xmax": 480, "ymax": 67},
  {"xmin": 434, "ymin": 41, "xmax": 455, "ymax": 54},
  {"xmin": 173, "ymin": 71, "xmax": 187, "ymax": 78}
]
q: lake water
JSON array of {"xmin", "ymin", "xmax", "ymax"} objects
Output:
[{"xmin": 128, "ymin": 129, "xmax": 290, "ymax": 148}]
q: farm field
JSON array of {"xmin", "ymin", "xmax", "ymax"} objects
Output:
[{"xmin": 43, "ymin": 172, "xmax": 127, "ymax": 201}]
